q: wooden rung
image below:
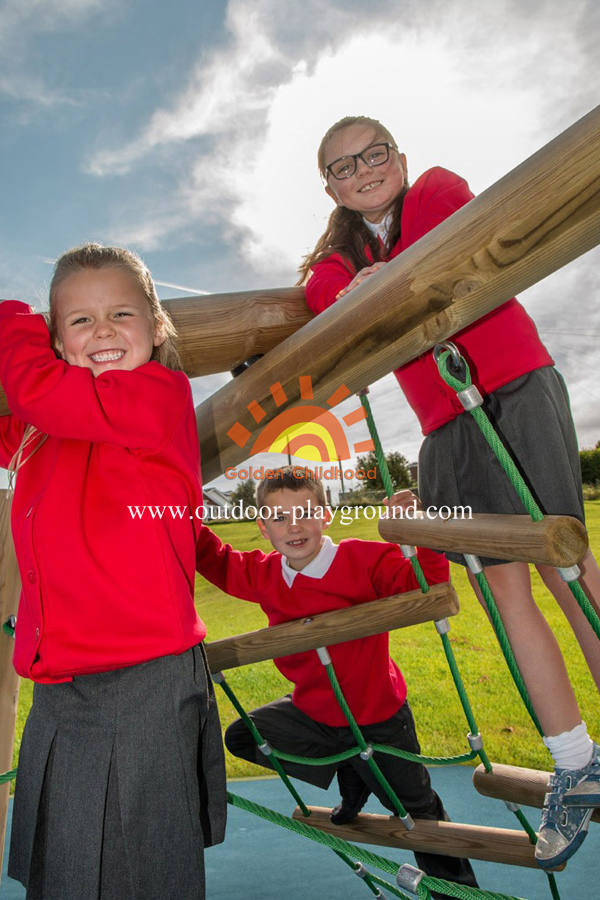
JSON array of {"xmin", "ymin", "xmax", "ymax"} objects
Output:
[
  {"xmin": 379, "ymin": 513, "xmax": 588, "ymax": 567},
  {"xmin": 291, "ymin": 806, "xmax": 561, "ymax": 870},
  {"xmin": 204, "ymin": 581, "xmax": 458, "ymax": 673},
  {"xmin": 474, "ymin": 762, "xmax": 600, "ymax": 823}
]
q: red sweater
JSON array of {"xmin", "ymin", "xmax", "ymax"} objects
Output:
[
  {"xmin": 305, "ymin": 167, "xmax": 553, "ymax": 434},
  {"xmin": 196, "ymin": 526, "xmax": 449, "ymax": 726},
  {"xmin": 0, "ymin": 301, "xmax": 206, "ymax": 683}
]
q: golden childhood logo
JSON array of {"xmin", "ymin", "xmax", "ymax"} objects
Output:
[{"xmin": 226, "ymin": 375, "xmax": 374, "ymax": 464}]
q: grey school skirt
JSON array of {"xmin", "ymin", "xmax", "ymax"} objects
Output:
[
  {"xmin": 418, "ymin": 366, "xmax": 585, "ymax": 566},
  {"xmin": 8, "ymin": 644, "xmax": 226, "ymax": 900}
]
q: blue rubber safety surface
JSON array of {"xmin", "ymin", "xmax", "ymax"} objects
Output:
[{"xmin": 1, "ymin": 766, "xmax": 597, "ymax": 899}]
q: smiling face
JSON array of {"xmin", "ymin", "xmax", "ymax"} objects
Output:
[
  {"xmin": 53, "ymin": 267, "xmax": 165, "ymax": 376},
  {"xmin": 323, "ymin": 124, "xmax": 407, "ymax": 224},
  {"xmin": 257, "ymin": 487, "xmax": 331, "ymax": 571}
]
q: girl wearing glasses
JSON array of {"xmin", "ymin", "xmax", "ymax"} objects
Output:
[{"xmin": 301, "ymin": 115, "xmax": 600, "ymax": 870}]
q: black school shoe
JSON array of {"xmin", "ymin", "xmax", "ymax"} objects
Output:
[{"xmin": 330, "ymin": 783, "xmax": 371, "ymax": 825}]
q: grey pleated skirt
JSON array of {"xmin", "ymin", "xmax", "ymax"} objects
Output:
[
  {"xmin": 8, "ymin": 644, "xmax": 226, "ymax": 900},
  {"xmin": 418, "ymin": 366, "xmax": 585, "ymax": 566}
]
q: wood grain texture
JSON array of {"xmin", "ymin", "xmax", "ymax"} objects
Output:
[
  {"xmin": 204, "ymin": 581, "xmax": 458, "ymax": 672},
  {"xmin": 196, "ymin": 105, "xmax": 600, "ymax": 482},
  {"xmin": 473, "ymin": 762, "xmax": 600, "ymax": 824},
  {"xmin": 379, "ymin": 513, "xmax": 589, "ymax": 567},
  {"xmin": 0, "ymin": 491, "xmax": 21, "ymax": 884},
  {"xmin": 291, "ymin": 806, "xmax": 560, "ymax": 869}
]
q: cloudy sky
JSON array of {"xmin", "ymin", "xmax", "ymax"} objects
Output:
[{"xmin": 1, "ymin": 0, "xmax": 600, "ymax": 494}]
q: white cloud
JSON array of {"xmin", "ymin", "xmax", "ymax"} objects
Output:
[
  {"xmin": 77, "ymin": 0, "xmax": 600, "ymax": 454},
  {"xmin": 84, "ymin": 0, "xmax": 598, "ymax": 274}
]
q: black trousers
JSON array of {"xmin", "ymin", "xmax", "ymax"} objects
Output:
[{"xmin": 226, "ymin": 696, "xmax": 478, "ymax": 892}]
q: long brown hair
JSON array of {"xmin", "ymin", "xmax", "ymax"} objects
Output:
[
  {"xmin": 49, "ymin": 243, "xmax": 182, "ymax": 370},
  {"xmin": 298, "ymin": 116, "xmax": 408, "ymax": 284}
]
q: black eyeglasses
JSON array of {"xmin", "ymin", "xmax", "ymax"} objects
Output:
[{"xmin": 325, "ymin": 142, "xmax": 396, "ymax": 181}]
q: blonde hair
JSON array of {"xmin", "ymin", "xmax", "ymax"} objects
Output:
[{"xmin": 49, "ymin": 243, "xmax": 182, "ymax": 370}]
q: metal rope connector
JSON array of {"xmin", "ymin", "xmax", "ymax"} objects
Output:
[
  {"xmin": 463, "ymin": 553, "xmax": 483, "ymax": 574},
  {"xmin": 467, "ymin": 732, "xmax": 484, "ymax": 752},
  {"xmin": 504, "ymin": 801, "xmax": 520, "ymax": 813},
  {"xmin": 3, "ymin": 616, "xmax": 16, "ymax": 638},
  {"xmin": 258, "ymin": 741, "xmax": 273, "ymax": 757},
  {"xmin": 399, "ymin": 812, "xmax": 415, "ymax": 831},
  {"xmin": 396, "ymin": 863, "xmax": 423, "ymax": 893},
  {"xmin": 360, "ymin": 744, "xmax": 374, "ymax": 761},
  {"xmin": 316, "ymin": 646, "xmax": 332, "ymax": 666},
  {"xmin": 434, "ymin": 618, "xmax": 450, "ymax": 635},
  {"xmin": 557, "ymin": 565, "xmax": 581, "ymax": 583},
  {"xmin": 354, "ymin": 863, "xmax": 368, "ymax": 879},
  {"xmin": 456, "ymin": 384, "xmax": 483, "ymax": 411},
  {"xmin": 433, "ymin": 341, "xmax": 462, "ymax": 371},
  {"xmin": 211, "ymin": 671, "xmax": 225, "ymax": 684},
  {"xmin": 400, "ymin": 544, "xmax": 417, "ymax": 558}
]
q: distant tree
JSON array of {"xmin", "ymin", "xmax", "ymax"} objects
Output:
[
  {"xmin": 230, "ymin": 478, "xmax": 257, "ymax": 508},
  {"xmin": 580, "ymin": 449, "xmax": 600, "ymax": 484},
  {"xmin": 355, "ymin": 450, "xmax": 412, "ymax": 492}
]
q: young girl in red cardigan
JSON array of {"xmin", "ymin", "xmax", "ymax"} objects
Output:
[
  {"xmin": 301, "ymin": 115, "xmax": 600, "ymax": 869},
  {"xmin": 0, "ymin": 244, "xmax": 226, "ymax": 900}
]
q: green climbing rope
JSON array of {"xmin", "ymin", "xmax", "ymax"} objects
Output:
[
  {"xmin": 436, "ymin": 348, "xmax": 600, "ymax": 645},
  {"xmin": 216, "ymin": 674, "xmax": 310, "ymax": 816},
  {"xmin": 227, "ymin": 791, "xmax": 531, "ymax": 900},
  {"xmin": 360, "ymin": 390, "xmax": 492, "ymax": 773}
]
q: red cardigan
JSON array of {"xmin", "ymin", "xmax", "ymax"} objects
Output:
[
  {"xmin": 196, "ymin": 526, "xmax": 449, "ymax": 726},
  {"xmin": 305, "ymin": 167, "xmax": 553, "ymax": 434},
  {"xmin": 0, "ymin": 301, "xmax": 206, "ymax": 683}
]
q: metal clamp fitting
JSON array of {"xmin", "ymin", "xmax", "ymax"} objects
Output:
[
  {"xmin": 463, "ymin": 553, "xmax": 483, "ymax": 574},
  {"xmin": 230, "ymin": 354, "xmax": 263, "ymax": 378},
  {"xmin": 396, "ymin": 863, "xmax": 424, "ymax": 893},
  {"xmin": 467, "ymin": 732, "xmax": 484, "ymax": 752},
  {"xmin": 360, "ymin": 744, "xmax": 374, "ymax": 761},
  {"xmin": 400, "ymin": 812, "xmax": 415, "ymax": 831},
  {"xmin": 316, "ymin": 646, "xmax": 332, "ymax": 666},
  {"xmin": 211, "ymin": 671, "xmax": 225, "ymax": 684},
  {"xmin": 557, "ymin": 565, "xmax": 581, "ymax": 583},
  {"xmin": 504, "ymin": 801, "xmax": 520, "ymax": 813},
  {"xmin": 258, "ymin": 741, "xmax": 273, "ymax": 757},
  {"xmin": 457, "ymin": 384, "xmax": 483, "ymax": 410},
  {"xmin": 354, "ymin": 863, "xmax": 368, "ymax": 879},
  {"xmin": 434, "ymin": 618, "xmax": 450, "ymax": 635},
  {"xmin": 400, "ymin": 544, "xmax": 417, "ymax": 558},
  {"xmin": 467, "ymin": 732, "xmax": 483, "ymax": 751}
]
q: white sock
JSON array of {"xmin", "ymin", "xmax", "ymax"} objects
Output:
[{"xmin": 543, "ymin": 721, "xmax": 594, "ymax": 770}]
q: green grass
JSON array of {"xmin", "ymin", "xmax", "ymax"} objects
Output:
[{"xmin": 11, "ymin": 502, "xmax": 600, "ymax": 781}]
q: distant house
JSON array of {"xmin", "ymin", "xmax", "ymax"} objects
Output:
[
  {"xmin": 202, "ymin": 487, "xmax": 233, "ymax": 521},
  {"xmin": 408, "ymin": 461, "xmax": 418, "ymax": 487}
]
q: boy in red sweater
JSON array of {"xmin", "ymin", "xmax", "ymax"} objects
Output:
[{"xmin": 196, "ymin": 466, "xmax": 478, "ymax": 890}]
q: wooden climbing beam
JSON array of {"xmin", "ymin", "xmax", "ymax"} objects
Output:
[
  {"xmin": 379, "ymin": 513, "xmax": 588, "ymax": 568},
  {"xmin": 166, "ymin": 287, "xmax": 310, "ymax": 377},
  {"xmin": 291, "ymin": 806, "xmax": 562, "ymax": 870},
  {"xmin": 204, "ymin": 581, "xmax": 458, "ymax": 673},
  {"xmin": 0, "ymin": 286, "xmax": 311, "ymax": 416},
  {"xmin": 473, "ymin": 762, "xmax": 600, "ymax": 824},
  {"xmin": 0, "ymin": 491, "xmax": 22, "ymax": 886},
  {"xmin": 196, "ymin": 105, "xmax": 600, "ymax": 483}
]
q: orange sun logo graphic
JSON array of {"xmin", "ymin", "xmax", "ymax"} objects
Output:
[{"xmin": 226, "ymin": 376, "xmax": 374, "ymax": 462}]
